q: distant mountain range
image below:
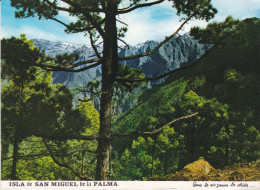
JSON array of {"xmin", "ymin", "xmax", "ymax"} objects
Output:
[
  {"xmin": 34, "ymin": 34, "xmax": 211, "ymax": 109},
  {"xmin": 34, "ymin": 34, "xmax": 211, "ymax": 87}
]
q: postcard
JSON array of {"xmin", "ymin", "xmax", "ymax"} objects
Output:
[{"xmin": 1, "ymin": 0, "xmax": 260, "ymax": 189}]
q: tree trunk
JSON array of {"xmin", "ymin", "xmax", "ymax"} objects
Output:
[
  {"xmin": 95, "ymin": 3, "xmax": 118, "ymax": 180},
  {"xmin": 10, "ymin": 137, "xmax": 19, "ymax": 180},
  {"xmin": 151, "ymin": 134, "xmax": 158, "ymax": 177}
]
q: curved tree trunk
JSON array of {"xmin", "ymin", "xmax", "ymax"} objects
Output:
[
  {"xmin": 10, "ymin": 137, "xmax": 19, "ymax": 180},
  {"xmin": 95, "ymin": 2, "xmax": 118, "ymax": 180}
]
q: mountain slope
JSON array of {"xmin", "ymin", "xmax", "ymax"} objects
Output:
[
  {"xmin": 119, "ymin": 34, "xmax": 211, "ymax": 79},
  {"xmin": 151, "ymin": 159, "xmax": 260, "ymax": 181},
  {"xmin": 112, "ymin": 18, "xmax": 260, "ymax": 179},
  {"xmin": 34, "ymin": 34, "xmax": 210, "ymax": 88}
]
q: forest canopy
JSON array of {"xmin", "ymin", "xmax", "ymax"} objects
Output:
[{"xmin": 1, "ymin": 0, "xmax": 260, "ymax": 180}]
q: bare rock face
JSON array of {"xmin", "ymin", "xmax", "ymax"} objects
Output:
[
  {"xmin": 118, "ymin": 34, "xmax": 211, "ymax": 79},
  {"xmin": 34, "ymin": 34, "xmax": 210, "ymax": 88},
  {"xmin": 184, "ymin": 159, "xmax": 214, "ymax": 174},
  {"xmin": 34, "ymin": 35, "xmax": 210, "ymax": 109}
]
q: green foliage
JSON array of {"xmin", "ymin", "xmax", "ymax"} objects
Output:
[
  {"xmin": 42, "ymin": 100, "xmax": 100, "ymax": 180},
  {"xmin": 128, "ymin": 0, "xmax": 217, "ymax": 21},
  {"xmin": 115, "ymin": 63, "xmax": 146, "ymax": 92},
  {"xmin": 2, "ymin": 35, "xmax": 55, "ymax": 141},
  {"xmin": 113, "ymin": 137, "xmax": 159, "ymax": 180},
  {"xmin": 1, "ymin": 136, "xmax": 76, "ymax": 180},
  {"xmin": 16, "ymin": 157, "xmax": 72, "ymax": 180},
  {"xmin": 55, "ymin": 53, "xmax": 79, "ymax": 67},
  {"xmin": 2, "ymin": 34, "xmax": 53, "ymax": 86},
  {"xmin": 1, "ymin": 81, "xmax": 77, "ymax": 141},
  {"xmin": 224, "ymin": 69, "xmax": 242, "ymax": 83},
  {"xmin": 5, "ymin": 0, "xmax": 259, "ymax": 181},
  {"xmin": 113, "ymin": 126, "xmax": 183, "ymax": 180},
  {"xmin": 1, "ymin": 35, "xmax": 96, "ymax": 180},
  {"xmin": 118, "ymin": 26, "xmax": 128, "ymax": 38},
  {"xmin": 112, "ymin": 17, "xmax": 260, "ymax": 179},
  {"xmin": 86, "ymin": 79, "xmax": 101, "ymax": 94},
  {"xmin": 172, "ymin": 0, "xmax": 217, "ymax": 21},
  {"xmin": 9, "ymin": 0, "xmax": 218, "ymax": 180},
  {"xmin": 2, "ymin": 100, "xmax": 100, "ymax": 180},
  {"xmin": 190, "ymin": 16, "xmax": 242, "ymax": 45},
  {"xmin": 10, "ymin": 1, "xmax": 217, "ymax": 22},
  {"xmin": 77, "ymin": 100, "xmax": 100, "ymax": 135}
]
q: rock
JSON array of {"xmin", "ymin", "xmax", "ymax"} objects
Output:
[
  {"xmin": 254, "ymin": 159, "xmax": 260, "ymax": 165},
  {"xmin": 150, "ymin": 160, "xmax": 260, "ymax": 181},
  {"xmin": 183, "ymin": 158, "xmax": 214, "ymax": 174},
  {"xmin": 34, "ymin": 34, "xmax": 210, "ymax": 110},
  {"xmin": 34, "ymin": 34, "xmax": 210, "ymax": 89}
]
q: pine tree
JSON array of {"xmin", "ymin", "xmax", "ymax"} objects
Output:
[
  {"xmin": 10, "ymin": 0, "xmax": 218, "ymax": 180},
  {"xmin": 1, "ymin": 35, "xmax": 81, "ymax": 179},
  {"xmin": 2, "ymin": 34, "xmax": 53, "ymax": 179}
]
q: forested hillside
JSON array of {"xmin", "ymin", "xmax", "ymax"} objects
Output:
[
  {"xmin": 111, "ymin": 17, "xmax": 260, "ymax": 180},
  {"xmin": 1, "ymin": 17, "xmax": 259, "ymax": 181}
]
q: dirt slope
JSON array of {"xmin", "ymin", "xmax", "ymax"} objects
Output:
[{"xmin": 151, "ymin": 159, "xmax": 260, "ymax": 181}]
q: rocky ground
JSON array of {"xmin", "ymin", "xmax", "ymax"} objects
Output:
[{"xmin": 150, "ymin": 159, "xmax": 260, "ymax": 181}]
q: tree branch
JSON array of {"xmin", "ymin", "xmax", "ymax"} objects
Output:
[
  {"xmin": 42, "ymin": 139, "xmax": 93, "ymax": 180},
  {"xmin": 118, "ymin": 38, "xmax": 130, "ymax": 50},
  {"xmin": 75, "ymin": 88, "xmax": 99, "ymax": 95},
  {"xmin": 35, "ymin": 55, "xmax": 101, "ymax": 70},
  {"xmin": 116, "ymin": 19, "xmax": 128, "ymax": 26},
  {"xmin": 115, "ymin": 45, "xmax": 216, "ymax": 83},
  {"xmin": 88, "ymin": 31, "xmax": 102, "ymax": 58},
  {"xmin": 36, "ymin": 61, "xmax": 102, "ymax": 73},
  {"xmin": 48, "ymin": 17, "xmax": 70, "ymax": 28},
  {"xmin": 35, "ymin": 133, "xmax": 99, "ymax": 141},
  {"xmin": 118, "ymin": 13, "xmax": 195, "ymax": 61},
  {"xmin": 117, "ymin": 0, "xmax": 165, "ymax": 14},
  {"xmin": 43, "ymin": 0, "xmax": 74, "ymax": 13},
  {"xmin": 43, "ymin": 0, "xmax": 106, "ymax": 34},
  {"xmin": 59, "ymin": 0, "xmax": 104, "ymax": 13},
  {"xmin": 112, "ymin": 112, "xmax": 199, "ymax": 138},
  {"xmin": 78, "ymin": 92, "xmax": 104, "ymax": 102},
  {"xmin": 68, "ymin": 148, "xmax": 96, "ymax": 155},
  {"xmin": 60, "ymin": 0, "xmax": 105, "ymax": 37},
  {"xmin": 1, "ymin": 153, "xmax": 50, "ymax": 161},
  {"xmin": 119, "ymin": 0, "xmax": 139, "ymax": 11},
  {"xmin": 45, "ymin": 0, "xmax": 102, "ymax": 34},
  {"xmin": 64, "ymin": 58, "xmax": 102, "ymax": 69},
  {"xmin": 48, "ymin": 17, "xmax": 101, "ymax": 33}
]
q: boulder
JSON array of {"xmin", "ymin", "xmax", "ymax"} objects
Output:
[{"xmin": 184, "ymin": 158, "xmax": 214, "ymax": 174}]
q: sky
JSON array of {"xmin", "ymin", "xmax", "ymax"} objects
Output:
[{"xmin": 1, "ymin": 0, "xmax": 260, "ymax": 45}]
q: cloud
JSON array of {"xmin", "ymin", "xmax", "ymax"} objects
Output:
[
  {"xmin": 58, "ymin": 11, "xmax": 78, "ymax": 22},
  {"xmin": 3, "ymin": 0, "xmax": 259, "ymax": 45},
  {"xmin": 119, "ymin": 0, "xmax": 260, "ymax": 45},
  {"xmin": 2, "ymin": 24, "xmax": 87, "ymax": 44},
  {"xmin": 55, "ymin": 0, "xmax": 78, "ymax": 22},
  {"xmin": 119, "ymin": 1, "xmax": 180, "ymax": 45},
  {"xmin": 58, "ymin": 0, "xmax": 70, "ymax": 8},
  {"xmin": 2, "ymin": 25, "xmax": 59, "ymax": 41},
  {"xmin": 212, "ymin": 0, "xmax": 260, "ymax": 20},
  {"xmin": 184, "ymin": 0, "xmax": 260, "ymax": 34}
]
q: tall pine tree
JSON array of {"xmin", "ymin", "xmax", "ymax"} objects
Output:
[{"xmin": 10, "ymin": 0, "xmax": 218, "ymax": 180}]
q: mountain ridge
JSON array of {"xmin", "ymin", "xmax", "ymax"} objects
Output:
[{"xmin": 34, "ymin": 34, "xmax": 210, "ymax": 88}]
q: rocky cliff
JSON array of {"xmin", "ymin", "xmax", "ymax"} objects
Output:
[
  {"xmin": 34, "ymin": 34, "xmax": 210, "ymax": 87},
  {"xmin": 34, "ymin": 34, "xmax": 211, "ymax": 109}
]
